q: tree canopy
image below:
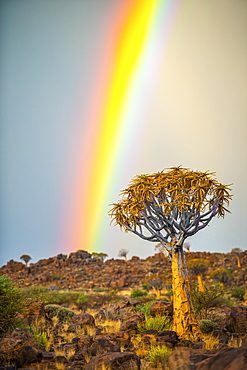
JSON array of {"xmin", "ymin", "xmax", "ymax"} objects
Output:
[{"xmin": 109, "ymin": 166, "xmax": 232, "ymax": 255}]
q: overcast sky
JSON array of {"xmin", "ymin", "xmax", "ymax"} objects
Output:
[{"xmin": 0, "ymin": 0, "xmax": 246, "ymax": 266}]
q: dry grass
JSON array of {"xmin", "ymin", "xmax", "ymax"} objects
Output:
[
  {"xmin": 228, "ymin": 336, "xmax": 243, "ymax": 348},
  {"xmin": 79, "ymin": 324, "xmax": 97, "ymax": 337},
  {"xmin": 101, "ymin": 319, "xmax": 121, "ymax": 333},
  {"xmin": 202, "ymin": 334, "xmax": 220, "ymax": 349},
  {"xmin": 55, "ymin": 363, "xmax": 66, "ymax": 370},
  {"xmin": 131, "ymin": 334, "xmax": 151, "ymax": 358}
]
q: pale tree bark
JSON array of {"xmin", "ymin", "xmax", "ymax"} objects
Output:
[{"xmin": 171, "ymin": 243, "xmax": 201, "ymax": 340}]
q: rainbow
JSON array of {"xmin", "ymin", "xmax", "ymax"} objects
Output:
[{"xmin": 62, "ymin": 0, "xmax": 182, "ymax": 255}]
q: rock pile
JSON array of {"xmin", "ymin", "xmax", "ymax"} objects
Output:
[{"xmin": 1, "ymin": 250, "xmax": 247, "ymax": 291}]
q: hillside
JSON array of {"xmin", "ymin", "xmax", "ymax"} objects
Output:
[{"xmin": 1, "ymin": 249, "xmax": 247, "ymax": 291}]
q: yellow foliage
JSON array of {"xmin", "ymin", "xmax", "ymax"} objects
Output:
[{"xmin": 109, "ymin": 166, "xmax": 232, "ymax": 230}]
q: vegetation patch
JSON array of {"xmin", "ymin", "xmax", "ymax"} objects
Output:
[
  {"xmin": 147, "ymin": 345, "xmax": 172, "ymax": 365},
  {"xmin": 0, "ymin": 275, "xmax": 26, "ymax": 337},
  {"xmin": 45, "ymin": 304, "xmax": 75, "ymax": 323},
  {"xmin": 138, "ymin": 314, "xmax": 171, "ymax": 333}
]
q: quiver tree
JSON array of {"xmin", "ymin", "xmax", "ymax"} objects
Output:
[
  {"xmin": 210, "ymin": 268, "xmax": 234, "ymax": 286},
  {"xmin": 20, "ymin": 254, "xmax": 31, "ymax": 266},
  {"xmin": 118, "ymin": 248, "xmax": 129, "ymax": 261},
  {"xmin": 155, "ymin": 242, "xmax": 169, "ymax": 257},
  {"xmin": 109, "ymin": 166, "xmax": 232, "ymax": 339},
  {"xmin": 144, "ymin": 273, "xmax": 171, "ymax": 299},
  {"xmin": 187, "ymin": 258, "xmax": 211, "ymax": 292},
  {"xmin": 231, "ymin": 247, "xmax": 243, "ymax": 268},
  {"xmin": 91, "ymin": 252, "xmax": 108, "ymax": 261}
]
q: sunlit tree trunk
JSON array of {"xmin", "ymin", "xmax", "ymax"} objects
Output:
[
  {"xmin": 236, "ymin": 255, "xmax": 241, "ymax": 268},
  {"xmin": 171, "ymin": 245, "xmax": 201, "ymax": 340},
  {"xmin": 197, "ymin": 275, "xmax": 204, "ymax": 292}
]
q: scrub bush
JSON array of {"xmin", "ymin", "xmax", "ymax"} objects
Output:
[
  {"xmin": 200, "ymin": 319, "xmax": 219, "ymax": 333},
  {"xmin": 0, "ymin": 275, "xmax": 26, "ymax": 336},
  {"xmin": 130, "ymin": 289, "xmax": 147, "ymax": 298},
  {"xmin": 45, "ymin": 304, "xmax": 75, "ymax": 323},
  {"xmin": 135, "ymin": 301, "xmax": 155, "ymax": 317},
  {"xmin": 76, "ymin": 294, "xmax": 89, "ymax": 308},
  {"xmin": 230, "ymin": 286, "xmax": 245, "ymax": 301},
  {"xmin": 138, "ymin": 314, "xmax": 171, "ymax": 333},
  {"xmin": 147, "ymin": 345, "xmax": 172, "ymax": 365},
  {"xmin": 20, "ymin": 286, "xmax": 54, "ymax": 304},
  {"xmin": 191, "ymin": 284, "xmax": 225, "ymax": 319}
]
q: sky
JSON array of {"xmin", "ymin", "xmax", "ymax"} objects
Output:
[{"xmin": 0, "ymin": 0, "xmax": 246, "ymax": 266}]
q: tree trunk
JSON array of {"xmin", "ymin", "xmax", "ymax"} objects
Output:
[
  {"xmin": 171, "ymin": 247, "xmax": 201, "ymax": 340},
  {"xmin": 236, "ymin": 255, "xmax": 241, "ymax": 268},
  {"xmin": 197, "ymin": 275, "xmax": 204, "ymax": 292}
]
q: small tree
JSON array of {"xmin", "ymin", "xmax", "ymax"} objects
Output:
[
  {"xmin": 184, "ymin": 242, "xmax": 191, "ymax": 253},
  {"xmin": 91, "ymin": 252, "xmax": 108, "ymax": 261},
  {"xmin": 20, "ymin": 254, "xmax": 31, "ymax": 266},
  {"xmin": 231, "ymin": 247, "xmax": 243, "ymax": 268},
  {"xmin": 191, "ymin": 284, "xmax": 225, "ymax": 319},
  {"xmin": 110, "ymin": 166, "xmax": 232, "ymax": 339},
  {"xmin": 210, "ymin": 268, "xmax": 234, "ymax": 286},
  {"xmin": 118, "ymin": 248, "xmax": 129, "ymax": 261},
  {"xmin": 144, "ymin": 273, "xmax": 171, "ymax": 299},
  {"xmin": 155, "ymin": 243, "xmax": 169, "ymax": 257},
  {"xmin": 187, "ymin": 258, "xmax": 211, "ymax": 292}
]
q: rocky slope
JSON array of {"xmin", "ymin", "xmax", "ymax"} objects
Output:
[{"xmin": 1, "ymin": 249, "xmax": 247, "ymax": 290}]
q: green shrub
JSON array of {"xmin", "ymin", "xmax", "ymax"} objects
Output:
[
  {"xmin": 142, "ymin": 283, "xmax": 152, "ymax": 291},
  {"xmin": 138, "ymin": 314, "xmax": 171, "ymax": 333},
  {"xmin": 52, "ymin": 291, "xmax": 81, "ymax": 306},
  {"xmin": 30, "ymin": 326, "xmax": 48, "ymax": 349},
  {"xmin": 20, "ymin": 286, "xmax": 54, "ymax": 304},
  {"xmin": 76, "ymin": 294, "xmax": 89, "ymax": 308},
  {"xmin": 135, "ymin": 301, "xmax": 155, "ymax": 317},
  {"xmin": 230, "ymin": 287, "xmax": 245, "ymax": 301},
  {"xmin": 165, "ymin": 288, "xmax": 173, "ymax": 299},
  {"xmin": 130, "ymin": 289, "xmax": 147, "ymax": 298},
  {"xmin": 213, "ymin": 294, "xmax": 234, "ymax": 307},
  {"xmin": 191, "ymin": 284, "xmax": 226, "ymax": 319},
  {"xmin": 45, "ymin": 304, "xmax": 75, "ymax": 323},
  {"xmin": 147, "ymin": 345, "xmax": 172, "ymax": 365},
  {"xmin": 51, "ymin": 275, "xmax": 62, "ymax": 281},
  {"xmin": 200, "ymin": 319, "xmax": 219, "ymax": 333},
  {"xmin": 210, "ymin": 268, "xmax": 234, "ymax": 286},
  {"xmin": 92, "ymin": 288, "xmax": 107, "ymax": 292},
  {"xmin": 0, "ymin": 275, "xmax": 26, "ymax": 337}
]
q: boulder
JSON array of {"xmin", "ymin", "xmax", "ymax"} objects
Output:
[
  {"xmin": 53, "ymin": 355, "xmax": 68, "ymax": 364},
  {"xmin": 71, "ymin": 313, "xmax": 95, "ymax": 327},
  {"xmin": 197, "ymin": 342, "xmax": 247, "ymax": 370},
  {"xmin": 0, "ymin": 340, "xmax": 42, "ymax": 368},
  {"xmin": 120, "ymin": 314, "xmax": 144, "ymax": 334},
  {"xmin": 157, "ymin": 330, "xmax": 179, "ymax": 347},
  {"xmin": 150, "ymin": 301, "xmax": 173, "ymax": 317},
  {"xmin": 84, "ymin": 351, "xmax": 140, "ymax": 370},
  {"xmin": 89, "ymin": 336, "xmax": 120, "ymax": 356},
  {"xmin": 75, "ymin": 335, "xmax": 93, "ymax": 350},
  {"xmin": 210, "ymin": 305, "xmax": 247, "ymax": 334},
  {"xmin": 69, "ymin": 250, "xmax": 91, "ymax": 260},
  {"xmin": 168, "ymin": 349, "xmax": 216, "ymax": 370}
]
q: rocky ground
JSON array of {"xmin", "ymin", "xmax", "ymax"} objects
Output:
[
  {"xmin": 1, "ymin": 299, "xmax": 247, "ymax": 369},
  {"xmin": 1, "ymin": 249, "xmax": 247, "ymax": 290},
  {"xmin": 1, "ymin": 250, "xmax": 247, "ymax": 369}
]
